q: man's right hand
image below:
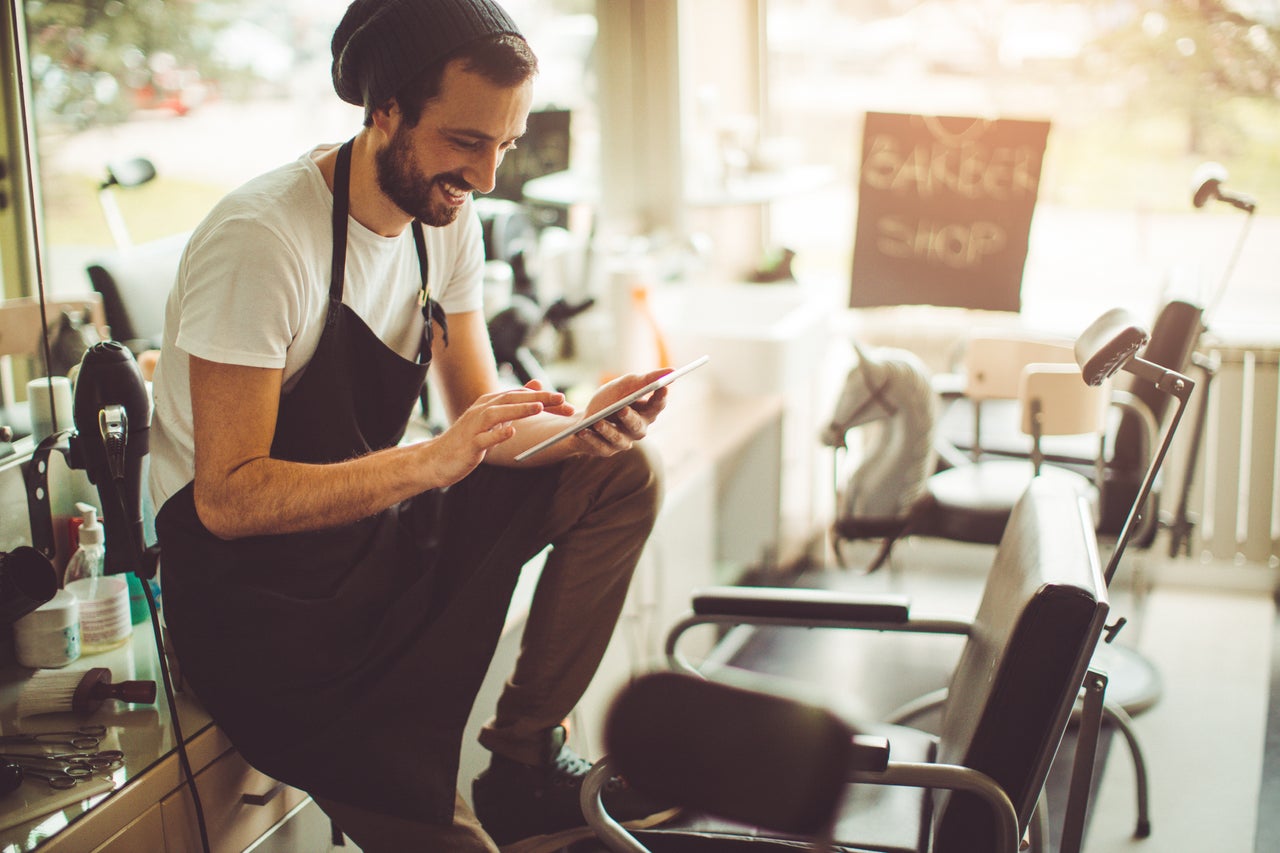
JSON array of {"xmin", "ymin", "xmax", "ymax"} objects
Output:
[{"xmin": 425, "ymin": 386, "xmax": 565, "ymax": 485}]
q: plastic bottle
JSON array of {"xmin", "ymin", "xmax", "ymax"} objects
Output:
[
  {"xmin": 63, "ymin": 502, "xmax": 106, "ymax": 585},
  {"xmin": 126, "ymin": 573, "xmax": 149, "ymax": 624}
]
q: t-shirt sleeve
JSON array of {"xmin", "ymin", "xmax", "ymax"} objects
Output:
[
  {"xmin": 437, "ymin": 204, "xmax": 486, "ymax": 315},
  {"xmin": 173, "ymin": 216, "xmax": 307, "ymax": 369}
]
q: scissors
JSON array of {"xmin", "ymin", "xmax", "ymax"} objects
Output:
[
  {"xmin": 0, "ymin": 756, "xmax": 96, "ymax": 789},
  {"xmin": 16, "ymin": 766, "xmax": 81, "ymax": 790},
  {"xmin": 0, "ymin": 725, "xmax": 107, "ymax": 750},
  {"xmin": 58, "ymin": 751, "xmax": 124, "ymax": 771}
]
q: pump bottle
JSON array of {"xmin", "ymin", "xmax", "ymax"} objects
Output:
[{"xmin": 63, "ymin": 502, "xmax": 106, "ymax": 584}]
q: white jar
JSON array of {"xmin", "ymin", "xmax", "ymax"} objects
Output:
[
  {"xmin": 66, "ymin": 576, "xmax": 132, "ymax": 654},
  {"xmin": 13, "ymin": 590, "xmax": 81, "ymax": 668}
]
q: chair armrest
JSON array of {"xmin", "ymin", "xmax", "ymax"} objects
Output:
[
  {"xmin": 850, "ymin": 761, "xmax": 1021, "ymax": 853},
  {"xmin": 850, "ymin": 735, "xmax": 890, "ymax": 772},
  {"xmin": 666, "ymin": 586, "xmax": 971, "ymax": 675},
  {"xmin": 693, "ymin": 586, "xmax": 911, "ymax": 623}
]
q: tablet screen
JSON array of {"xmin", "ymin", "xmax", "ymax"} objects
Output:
[{"xmin": 513, "ymin": 355, "xmax": 709, "ymax": 461}]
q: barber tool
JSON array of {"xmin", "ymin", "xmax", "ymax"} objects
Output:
[
  {"xmin": 71, "ymin": 342, "xmax": 151, "ymax": 576},
  {"xmin": 26, "ymin": 342, "xmax": 157, "ymax": 580},
  {"xmin": 16, "ymin": 667, "xmax": 156, "ymax": 718},
  {"xmin": 0, "ymin": 748, "xmax": 124, "ymax": 789},
  {"xmin": 0, "ymin": 725, "xmax": 106, "ymax": 750},
  {"xmin": 0, "ymin": 754, "xmax": 94, "ymax": 787}
]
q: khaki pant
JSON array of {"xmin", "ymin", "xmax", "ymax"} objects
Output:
[{"xmin": 316, "ymin": 444, "xmax": 662, "ymax": 851}]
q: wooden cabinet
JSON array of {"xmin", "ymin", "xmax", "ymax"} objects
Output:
[
  {"xmin": 94, "ymin": 805, "xmax": 165, "ymax": 852},
  {"xmin": 31, "ymin": 719, "xmax": 306, "ymax": 853},
  {"xmin": 160, "ymin": 749, "xmax": 307, "ymax": 853}
]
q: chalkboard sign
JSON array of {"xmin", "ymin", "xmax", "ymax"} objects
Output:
[{"xmin": 849, "ymin": 112, "xmax": 1050, "ymax": 312}]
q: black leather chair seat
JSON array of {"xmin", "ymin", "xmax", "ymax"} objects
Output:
[{"xmin": 920, "ymin": 461, "xmax": 1097, "ymax": 545}]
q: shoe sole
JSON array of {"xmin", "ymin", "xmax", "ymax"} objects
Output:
[{"xmin": 498, "ymin": 807, "xmax": 682, "ymax": 853}]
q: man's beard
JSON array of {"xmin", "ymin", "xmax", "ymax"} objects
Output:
[{"xmin": 374, "ymin": 125, "xmax": 471, "ymax": 227}]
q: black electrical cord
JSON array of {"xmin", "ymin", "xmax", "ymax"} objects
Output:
[
  {"xmin": 109, "ymin": 474, "xmax": 212, "ymax": 853},
  {"xmin": 141, "ymin": 559, "xmax": 212, "ymax": 853}
]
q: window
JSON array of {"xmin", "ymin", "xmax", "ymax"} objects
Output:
[
  {"xmin": 761, "ymin": 0, "xmax": 1279, "ymax": 339},
  {"xmin": 20, "ymin": 0, "xmax": 600, "ymax": 298}
]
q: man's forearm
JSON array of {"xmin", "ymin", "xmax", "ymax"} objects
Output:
[{"xmin": 194, "ymin": 440, "xmax": 441, "ymax": 539}]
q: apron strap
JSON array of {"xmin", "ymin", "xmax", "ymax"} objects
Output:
[
  {"xmin": 329, "ymin": 138, "xmax": 445, "ymax": 352},
  {"xmin": 329, "ymin": 139, "xmax": 355, "ymax": 315},
  {"xmin": 413, "ymin": 220, "xmax": 448, "ymax": 350}
]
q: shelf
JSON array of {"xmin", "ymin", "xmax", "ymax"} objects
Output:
[{"xmin": 520, "ymin": 165, "xmax": 834, "ymax": 209}]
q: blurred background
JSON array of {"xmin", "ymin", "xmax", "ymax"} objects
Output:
[{"xmin": 6, "ymin": 0, "xmax": 1276, "ymax": 339}]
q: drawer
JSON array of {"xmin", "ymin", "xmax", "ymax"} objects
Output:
[
  {"xmin": 94, "ymin": 804, "xmax": 165, "ymax": 852},
  {"xmin": 160, "ymin": 750, "xmax": 307, "ymax": 853}
]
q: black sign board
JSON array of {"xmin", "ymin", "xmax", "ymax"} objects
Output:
[{"xmin": 849, "ymin": 112, "xmax": 1050, "ymax": 312}]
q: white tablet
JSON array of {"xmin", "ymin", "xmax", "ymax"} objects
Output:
[{"xmin": 514, "ymin": 355, "xmax": 710, "ymax": 461}]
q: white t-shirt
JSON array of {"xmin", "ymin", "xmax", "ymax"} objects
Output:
[{"xmin": 149, "ymin": 144, "xmax": 484, "ymax": 511}]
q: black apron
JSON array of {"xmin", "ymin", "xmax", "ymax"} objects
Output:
[{"xmin": 156, "ymin": 139, "xmax": 559, "ymax": 824}]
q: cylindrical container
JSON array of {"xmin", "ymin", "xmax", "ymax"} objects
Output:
[
  {"xmin": 66, "ymin": 576, "xmax": 132, "ymax": 654},
  {"xmin": 126, "ymin": 573, "xmax": 148, "ymax": 624},
  {"xmin": 26, "ymin": 376, "xmax": 73, "ymax": 444},
  {"xmin": 606, "ymin": 261, "xmax": 655, "ymax": 378},
  {"xmin": 27, "ymin": 376, "xmax": 96, "ymax": 576},
  {"xmin": 13, "ymin": 589, "xmax": 81, "ymax": 668}
]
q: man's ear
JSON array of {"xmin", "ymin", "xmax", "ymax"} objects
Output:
[{"xmin": 370, "ymin": 98, "xmax": 400, "ymax": 139}]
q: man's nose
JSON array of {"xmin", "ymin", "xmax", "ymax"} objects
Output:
[{"xmin": 462, "ymin": 147, "xmax": 504, "ymax": 195}]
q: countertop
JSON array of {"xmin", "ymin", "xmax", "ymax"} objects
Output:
[{"xmin": 0, "ymin": 613, "xmax": 210, "ymax": 850}]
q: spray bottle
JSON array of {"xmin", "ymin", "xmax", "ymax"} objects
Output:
[{"xmin": 63, "ymin": 503, "xmax": 106, "ymax": 585}]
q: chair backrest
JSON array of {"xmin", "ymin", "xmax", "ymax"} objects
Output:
[
  {"xmin": 1110, "ymin": 299, "xmax": 1204, "ymax": 471},
  {"xmin": 85, "ymin": 232, "xmax": 187, "ymax": 349},
  {"xmin": 964, "ymin": 334, "xmax": 1075, "ymax": 402},
  {"xmin": 1018, "ymin": 363, "xmax": 1111, "ymax": 438},
  {"xmin": 932, "ymin": 477, "xmax": 1108, "ymax": 851}
]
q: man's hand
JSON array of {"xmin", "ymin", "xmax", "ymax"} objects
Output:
[
  {"xmin": 427, "ymin": 385, "xmax": 566, "ymax": 484},
  {"xmin": 571, "ymin": 368, "xmax": 672, "ymax": 457}
]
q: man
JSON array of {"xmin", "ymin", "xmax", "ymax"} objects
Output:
[{"xmin": 148, "ymin": 0, "xmax": 676, "ymax": 849}]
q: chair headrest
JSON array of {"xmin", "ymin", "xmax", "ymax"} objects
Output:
[
  {"xmin": 1073, "ymin": 308, "xmax": 1149, "ymax": 387},
  {"xmin": 605, "ymin": 671, "xmax": 855, "ymax": 837}
]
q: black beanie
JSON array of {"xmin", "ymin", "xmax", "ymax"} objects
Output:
[{"xmin": 331, "ymin": 0, "xmax": 522, "ymax": 110}]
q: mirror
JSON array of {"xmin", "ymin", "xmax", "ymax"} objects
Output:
[
  {"xmin": 3, "ymin": 0, "xmax": 599, "ymax": 568},
  {"xmin": 1, "ymin": 1, "xmax": 368, "ymax": 452},
  {"xmin": 1, "ymin": 0, "xmax": 361, "ymax": 578}
]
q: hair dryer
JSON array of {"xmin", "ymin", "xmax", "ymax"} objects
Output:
[{"xmin": 71, "ymin": 341, "xmax": 150, "ymax": 576}]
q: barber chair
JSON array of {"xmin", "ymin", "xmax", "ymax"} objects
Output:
[
  {"xmin": 913, "ymin": 335, "xmax": 1113, "ymax": 546},
  {"xmin": 585, "ymin": 476, "xmax": 1111, "ymax": 853},
  {"xmin": 614, "ymin": 302, "xmax": 1192, "ymax": 845},
  {"xmin": 932, "ymin": 298, "xmax": 1205, "ymax": 543},
  {"xmin": 904, "ymin": 307, "xmax": 1203, "ymax": 836}
]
